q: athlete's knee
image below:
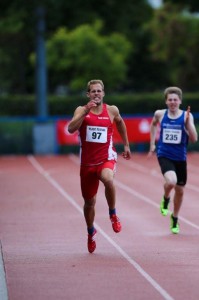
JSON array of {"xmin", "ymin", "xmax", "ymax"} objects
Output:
[
  {"xmin": 166, "ymin": 178, "xmax": 177, "ymax": 188},
  {"xmin": 84, "ymin": 197, "xmax": 96, "ymax": 208},
  {"xmin": 103, "ymin": 178, "xmax": 114, "ymax": 189},
  {"xmin": 164, "ymin": 171, "xmax": 177, "ymax": 187}
]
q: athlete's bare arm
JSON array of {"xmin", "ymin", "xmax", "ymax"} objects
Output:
[
  {"xmin": 185, "ymin": 106, "xmax": 198, "ymax": 143},
  {"xmin": 108, "ymin": 105, "xmax": 131, "ymax": 160},
  {"xmin": 149, "ymin": 109, "xmax": 165, "ymax": 153},
  {"xmin": 68, "ymin": 100, "xmax": 97, "ymax": 133}
]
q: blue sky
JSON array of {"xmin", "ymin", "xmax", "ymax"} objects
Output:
[{"xmin": 148, "ymin": 0, "xmax": 162, "ymax": 8}]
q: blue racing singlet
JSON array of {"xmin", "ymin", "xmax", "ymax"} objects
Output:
[{"xmin": 157, "ymin": 110, "xmax": 188, "ymax": 161}]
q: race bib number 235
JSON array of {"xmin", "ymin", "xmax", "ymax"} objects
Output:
[{"xmin": 163, "ymin": 128, "xmax": 182, "ymax": 144}]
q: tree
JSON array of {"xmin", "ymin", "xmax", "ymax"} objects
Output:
[
  {"xmin": 164, "ymin": 0, "xmax": 199, "ymax": 13},
  {"xmin": 44, "ymin": 21, "xmax": 132, "ymax": 92},
  {"xmin": 0, "ymin": 2, "xmax": 36, "ymax": 93},
  {"xmin": 0, "ymin": 0, "xmax": 152, "ymax": 94},
  {"xmin": 145, "ymin": 3, "xmax": 199, "ymax": 90}
]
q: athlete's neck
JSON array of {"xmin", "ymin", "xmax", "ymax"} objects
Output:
[
  {"xmin": 168, "ymin": 109, "xmax": 182, "ymax": 119},
  {"xmin": 90, "ymin": 103, "xmax": 104, "ymax": 115}
]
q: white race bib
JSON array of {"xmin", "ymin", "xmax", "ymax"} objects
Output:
[
  {"xmin": 86, "ymin": 126, "xmax": 107, "ymax": 143},
  {"xmin": 162, "ymin": 128, "xmax": 182, "ymax": 144}
]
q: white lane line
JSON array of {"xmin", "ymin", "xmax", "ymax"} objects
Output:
[
  {"xmin": 0, "ymin": 242, "xmax": 8, "ymax": 300},
  {"xmin": 114, "ymin": 180, "xmax": 199, "ymax": 230},
  {"xmin": 119, "ymin": 158, "xmax": 199, "ymax": 193},
  {"xmin": 28, "ymin": 155, "xmax": 174, "ymax": 300}
]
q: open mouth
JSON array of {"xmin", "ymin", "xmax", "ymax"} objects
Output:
[{"xmin": 94, "ymin": 98, "xmax": 101, "ymax": 105}]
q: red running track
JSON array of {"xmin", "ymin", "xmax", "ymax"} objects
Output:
[{"xmin": 0, "ymin": 153, "xmax": 199, "ymax": 300}]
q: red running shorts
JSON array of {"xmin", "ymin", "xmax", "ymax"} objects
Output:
[{"xmin": 80, "ymin": 160, "xmax": 116, "ymax": 200}]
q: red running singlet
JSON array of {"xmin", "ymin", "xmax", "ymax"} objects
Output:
[{"xmin": 78, "ymin": 104, "xmax": 117, "ymax": 166}]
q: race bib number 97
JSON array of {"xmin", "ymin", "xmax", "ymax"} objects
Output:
[
  {"xmin": 86, "ymin": 126, "xmax": 107, "ymax": 143},
  {"xmin": 163, "ymin": 128, "xmax": 182, "ymax": 144}
]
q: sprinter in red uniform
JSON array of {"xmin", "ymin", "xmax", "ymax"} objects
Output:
[{"xmin": 68, "ymin": 79, "xmax": 131, "ymax": 253}]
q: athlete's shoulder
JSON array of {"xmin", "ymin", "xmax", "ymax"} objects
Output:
[
  {"xmin": 155, "ymin": 109, "xmax": 166, "ymax": 116},
  {"xmin": 74, "ymin": 105, "xmax": 85, "ymax": 114},
  {"xmin": 154, "ymin": 109, "xmax": 166, "ymax": 121},
  {"xmin": 106, "ymin": 104, "xmax": 119, "ymax": 115}
]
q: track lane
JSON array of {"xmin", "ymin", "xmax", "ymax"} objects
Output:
[{"xmin": 0, "ymin": 154, "xmax": 199, "ymax": 300}]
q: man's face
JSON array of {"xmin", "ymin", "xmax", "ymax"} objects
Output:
[
  {"xmin": 87, "ymin": 83, "xmax": 105, "ymax": 105},
  {"xmin": 165, "ymin": 93, "xmax": 181, "ymax": 112}
]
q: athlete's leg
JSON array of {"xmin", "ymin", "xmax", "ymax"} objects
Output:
[
  {"xmin": 80, "ymin": 166, "xmax": 99, "ymax": 231},
  {"xmin": 170, "ymin": 185, "xmax": 183, "ymax": 234},
  {"xmin": 98, "ymin": 161, "xmax": 116, "ymax": 210},
  {"xmin": 81, "ymin": 168, "xmax": 99, "ymax": 253},
  {"xmin": 100, "ymin": 167, "xmax": 116, "ymax": 210},
  {"xmin": 163, "ymin": 170, "xmax": 177, "ymax": 198},
  {"xmin": 99, "ymin": 161, "xmax": 121, "ymax": 233},
  {"xmin": 172, "ymin": 160, "xmax": 187, "ymax": 217},
  {"xmin": 173, "ymin": 185, "xmax": 184, "ymax": 217},
  {"xmin": 83, "ymin": 196, "xmax": 96, "ymax": 229},
  {"xmin": 83, "ymin": 196, "xmax": 97, "ymax": 253}
]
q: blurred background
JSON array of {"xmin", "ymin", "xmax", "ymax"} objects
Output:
[{"xmin": 0, "ymin": 0, "xmax": 199, "ymax": 154}]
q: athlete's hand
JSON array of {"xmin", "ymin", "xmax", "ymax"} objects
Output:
[
  {"xmin": 185, "ymin": 106, "xmax": 190, "ymax": 126},
  {"xmin": 122, "ymin": 146, "xmax": 131, "ymax": 160},
  {"xmin": 147, "ymin": 144, "xmax": 156, "ymax": 158},
  {"xmin": 84, "ymin": 100, "xmax": 98, "ymax": 113}
]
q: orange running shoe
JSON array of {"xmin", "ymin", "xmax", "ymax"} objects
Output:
[
  {"xmin": 110, "ymin": 214, "xmax": 122, "ymax": 233},
  {"xmin": 87, "ymin": 229, "xmax": 97, "ymax": 253}
]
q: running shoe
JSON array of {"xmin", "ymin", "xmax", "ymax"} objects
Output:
[
  {"xmin": 160, "ymin": 197, "xmax": 170, "ymax": 216},
  {"xmin": 170, "ymin": 214, "xmax": 180, "ymax": 234},
  {"xmin": 87, "ymin": 229, "xmax": 97, "ymax": 253},
  {"xmin": 110, "ymin": 214, "xmax": 122, "ymax": 233}
]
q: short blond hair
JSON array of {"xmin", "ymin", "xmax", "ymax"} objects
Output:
[
  {"xmin": 164, "ymin": 87, "xmax": 182, "ymax": 100},
  {"xmin": 87, "ymin": 79, "xmax": 104, "ymax": 92}
]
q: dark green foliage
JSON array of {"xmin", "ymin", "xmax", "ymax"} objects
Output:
[
  {"xmin": 1, "ymin": 92, "xmax": 199, "ymax": 117},
  {"xmin": 0, "ymin": 120, "xmax": 34, "ymax": 154},
  {"xmin": 1, "ymin": 1, "xmax": 199, "ymax": 94},
  {"xmin": 163, "ymin": 0, "xmax": 199, "ymax": 12}
]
